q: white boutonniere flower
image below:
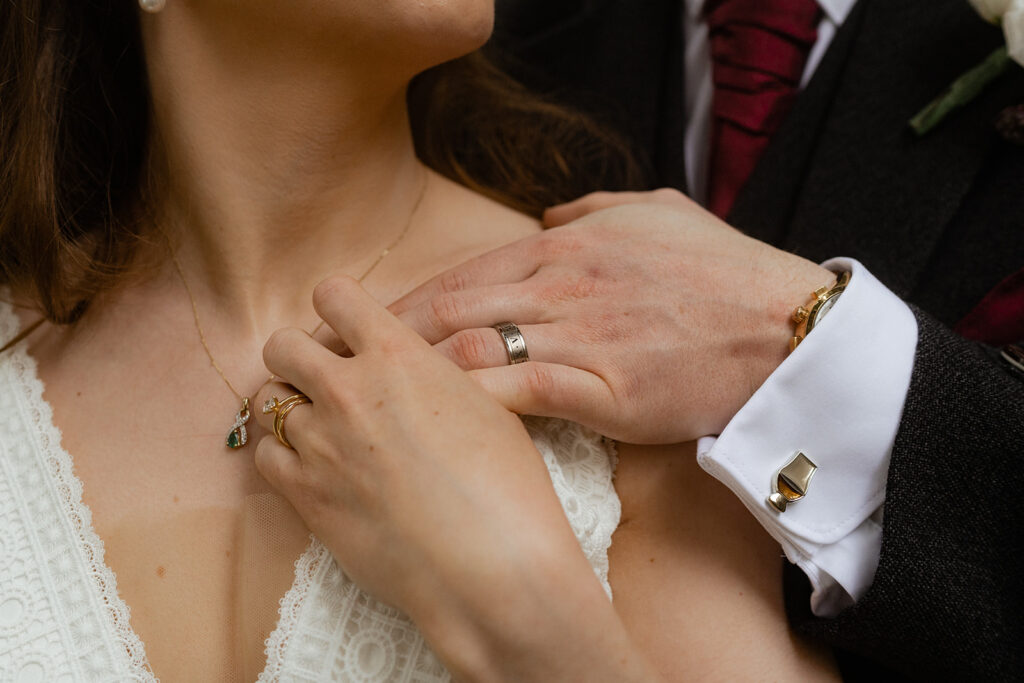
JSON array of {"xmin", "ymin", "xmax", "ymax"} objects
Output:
[
  {"xmin": 910, "ymin": 0, "xmax": 1024, "ymax": 135},
  {"xmin": 971, "ymin": 0, "xmax": 1024, "ymax": 62}
]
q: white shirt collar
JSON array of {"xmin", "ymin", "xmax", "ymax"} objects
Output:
[
  {"xmin": 817, "ymin": 0, "xmax": 858, "ymax": 25},
  {"xmin": 686, "ymin": 0, "xmax": 858, "ymax": 26}
]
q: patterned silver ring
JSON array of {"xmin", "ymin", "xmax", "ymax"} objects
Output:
[{"xmin": 493, "ymin": 322, "xmax": 530, "ymax": 365}]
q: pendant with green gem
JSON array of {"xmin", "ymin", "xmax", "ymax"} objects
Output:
[{"xmin": 226, "ymin": 397, "xmax": 251, "ymax": 449}]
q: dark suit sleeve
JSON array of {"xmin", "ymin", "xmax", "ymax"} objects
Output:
[{"xmin": 784, "ymin": 308, "xmax": 1024, "ymax": 682}]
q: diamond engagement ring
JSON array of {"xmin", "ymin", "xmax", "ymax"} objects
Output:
[
  {"xmin": 493, "ymin": 322, "xmax": 530, "ymax": 365},
  {"xmin": 262, "ymin": 394, "xmax": 311, "ymax": 449}
]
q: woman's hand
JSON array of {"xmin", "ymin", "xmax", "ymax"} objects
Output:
[{"xmin": 253, "ymin": 275, "xmax": 656, "ymax": 682}]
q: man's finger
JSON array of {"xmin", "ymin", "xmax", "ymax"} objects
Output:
[
  {"xmin": 543, "ymin": 188, "xmax": 693, "ymax": 227},
  {"xmin": 436, "ymin": 323, "xmax": 589, "ymax": 370},
  {"xmin": 395, "ymin": 283, "xmax": 550, "ymax": 345},
  {"xmin": 387, "ymin": 236, "xmax": 542, "ymax": 317},
  {"xmin": 542, "ymin": 191, "xmax": 650, "ymax": 227},
  {"xmin": 468, "ymin": 362, "xmax": 613, "ymax": 425},
  {"xmin": 436, "ymin": 323, "xmax": 575, "ymax": 371}
]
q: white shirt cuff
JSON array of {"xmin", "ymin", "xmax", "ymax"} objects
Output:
[{"xmin": 696, "ymin": 258, "xmax": 918, "ymax": 616}]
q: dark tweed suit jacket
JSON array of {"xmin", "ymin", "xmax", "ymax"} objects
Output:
[{"xmin": 491, "ymin": 0, "xmax": 1024, "ymax": 680}]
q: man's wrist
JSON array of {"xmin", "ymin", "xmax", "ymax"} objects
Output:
[
  {"xmin": 741, "ymin": 254, "xmax": 836, "ymax": 414},
  {"xmin": 698, "ymin": 258, "xmax": 918, "ymax": 612}
]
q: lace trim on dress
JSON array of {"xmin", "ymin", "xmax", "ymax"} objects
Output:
[
  {"xmin": 524, "ymin": 416, "xmax": 621, "ymax": 598},
  {"xmin": 258, "ymin": 535, "xmax": 324, "ymax": 682},
  {"xmin": 0, "ymin": 299, "xmax": 157, "ymax": 681},
  {"xmin": 257, "ymin": 416, "xmax": 621, "ymax": 682}
]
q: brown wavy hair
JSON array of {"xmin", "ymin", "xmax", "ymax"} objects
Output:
[{"xmin": 0, "ymin": 1, "xmax": 645, "ymax": 348}]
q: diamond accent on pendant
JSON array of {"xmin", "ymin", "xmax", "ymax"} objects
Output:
[{"xmin": 226, "ymin": 406, "xmax": 251, "ymax": 449}]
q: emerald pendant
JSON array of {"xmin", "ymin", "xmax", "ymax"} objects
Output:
[{"xmin": 226, "ymin": 397, "xmax": 251, "ymax": 450}]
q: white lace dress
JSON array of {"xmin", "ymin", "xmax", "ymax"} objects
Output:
[{"xmin": 0, "ymin": 300, "xmax": 621, "ymax": 682}]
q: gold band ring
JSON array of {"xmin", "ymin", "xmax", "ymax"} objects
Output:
[{"xmin": 262, "ymin": 394, "xmax": 311, "ymax": 449}]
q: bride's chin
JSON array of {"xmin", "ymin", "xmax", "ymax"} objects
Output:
[
  {"xmin": 191, "ymin": 0, "xmax": 495, "ymax": 72},
  {"xmin": 380, "ymin": 1, "xmax": 495, "ymax": 68}
]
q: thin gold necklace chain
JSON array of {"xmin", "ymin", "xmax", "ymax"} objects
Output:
[{"xmin": 165, "ymin": 171, "xmax": 428, "ymax": 448}]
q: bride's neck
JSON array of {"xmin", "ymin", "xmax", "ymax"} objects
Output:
[{"xmin": 141, "ymin": 9, "xmax": 427, "ymax": 330}]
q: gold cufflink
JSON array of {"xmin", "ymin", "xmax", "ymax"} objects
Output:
[{"xmin": 767, "ymin": 451, "xmax": 818, "ymax": 512}]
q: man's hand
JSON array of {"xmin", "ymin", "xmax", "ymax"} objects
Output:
[{"xmin": 390, "ymin": 189, "xmax": 833, "ymax": 444}]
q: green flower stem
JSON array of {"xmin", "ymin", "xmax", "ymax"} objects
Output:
[{"xmin": 910, "ymin": 45, "xmax": 1013, "ymax": 136}]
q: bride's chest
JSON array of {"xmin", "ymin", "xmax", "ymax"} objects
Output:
[
  {"xmin": 2, "ymin": 312, "xmax": 619, "ymax": 683},
  {"xmin": 32, "ymin": 351, "xmax": 312, "ymax": 680}
]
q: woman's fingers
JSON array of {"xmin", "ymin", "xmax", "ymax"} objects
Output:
[
  {"xmin": 253, "ymin": 380, "xmax": 318, "ymax": 455},
  {"xmin": 468, "ymin": 362, "xmax": 614, "ymax": 424},
  {"xmin": 254, "ymin": 434, "xmax": 303, "ymax": 491},
  {"xmin": 312, "ymin": 275, "xmax": 413, "ymax": 353},
  {"xmin": 262, "ymin": 327, "xmax": 340, "ymax": 404}
]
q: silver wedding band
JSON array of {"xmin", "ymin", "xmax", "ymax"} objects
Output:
[{"xmin": 494, "ymin": 322, "xmax": 530, "ymax": 365}]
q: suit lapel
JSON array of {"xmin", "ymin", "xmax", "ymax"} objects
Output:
[
  {"xmin": 727, "ymin": 0, "xmax": 867, "ymax": 246},
  {"xmin": 730, "ymin": 0, "xmax": 1024, "ymax": 296},
  {"xmin": 493, "ymin": 0, "xmax": 687, "ymax": 192}
]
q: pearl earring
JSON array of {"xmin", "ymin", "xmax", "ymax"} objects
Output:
[{"xmin": 139, "ymin": 0, "xmax": 166, "ymax": 13}]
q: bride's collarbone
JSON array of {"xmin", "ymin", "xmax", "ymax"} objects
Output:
[{"xmin": 7, "ymin": 185, "xmax": 545, "ymax": 678}]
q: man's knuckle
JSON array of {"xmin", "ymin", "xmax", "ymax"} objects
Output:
[
  {"xmin": 573, "ymin": 312, "xmax": 626, "ymax": 348},
  {"xmin": 567, "ymin": 274, "xmax": 601, "ymax": 301},
  {"xmin": 540, "ymin": 274, "xmax": 600, "ymax": 306},
  {"xmin": 449, "ymin": 329, "xmax": 491, "ymax": 366},
  {"xmin": 652, "ymin": 187, "xmax": 685, "ymax": 202},
  {"xmin": 615, "ymin": 367, "xmax": 644, "ymax": 407},
  {"xmin": 524, "ymin": 364, "xmax": 558, "ymax": 402},
  {"xmin": 532, "ymin": 230, "xmax": 579, "ymax": 262},
  {"xmin": 439, "ymin": 270, "xmax": 469, "ymax": 294},
  {"xmin": 544, "ymin": 233, "xmax": 583, "ymax": 259},
  {"xmin": 427, "ymin": 293, "xmax": 463, "ymax": 333}
]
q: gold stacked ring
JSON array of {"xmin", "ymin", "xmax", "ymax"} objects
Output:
[{"xmin": 262, "ymin": 394, "xmax": 311, "ymax": 449}]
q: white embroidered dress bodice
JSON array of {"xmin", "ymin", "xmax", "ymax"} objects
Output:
[{"xmin": 0, "ymin": 300, "xmax": 621, "ymax": 682}]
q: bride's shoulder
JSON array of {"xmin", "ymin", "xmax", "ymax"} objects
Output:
[{"xmin": 408, "ymin": 172, "xmax": 543, "ymax": 278}]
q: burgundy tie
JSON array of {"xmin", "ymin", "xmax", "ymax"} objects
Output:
[
  {"xmin": 705, "ymin": 0, "xmax": 822, "ymax": 218},
  {"xmin": 955, "ymin": 268, "xmax": 1024, "ymax": 346}
]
